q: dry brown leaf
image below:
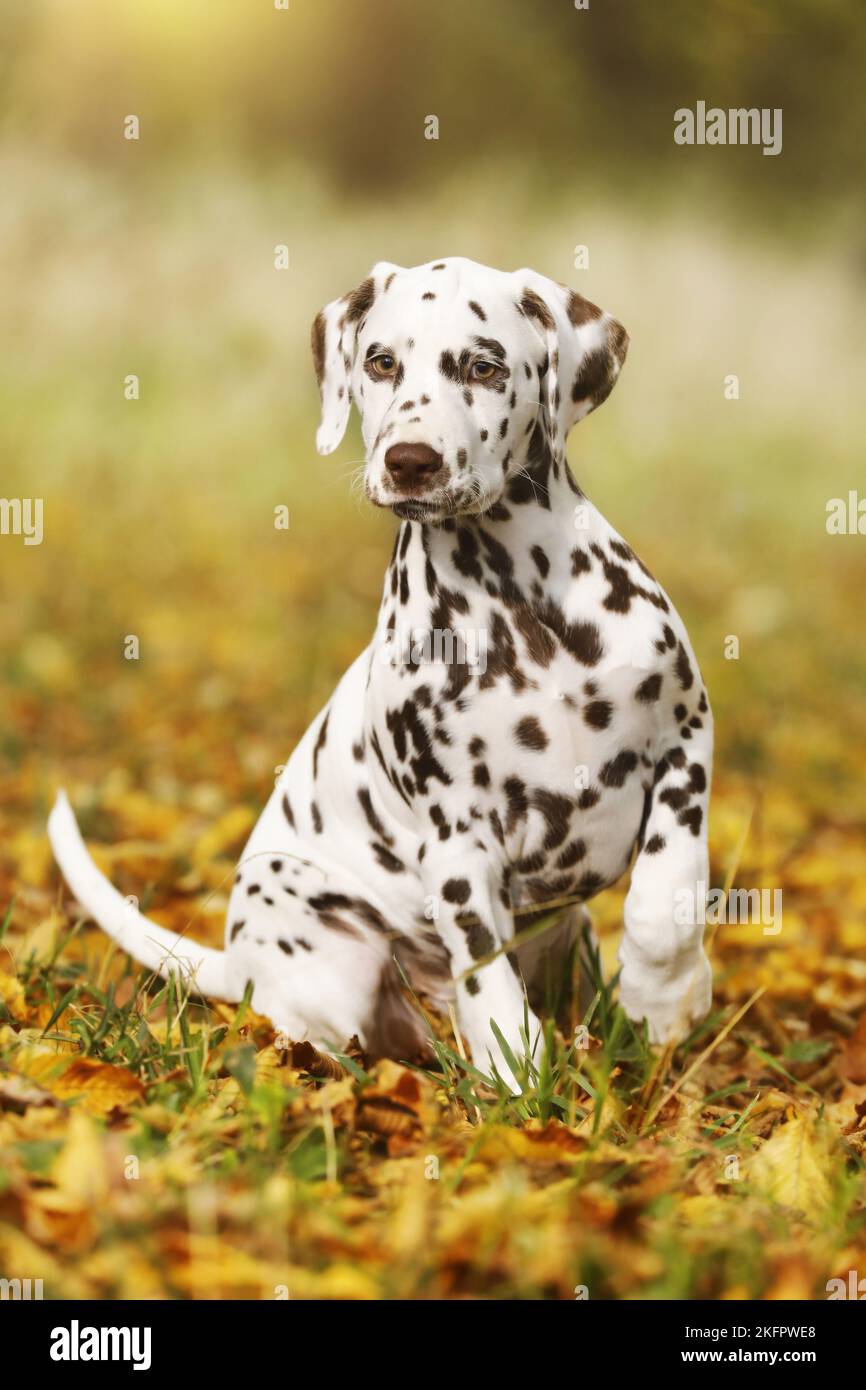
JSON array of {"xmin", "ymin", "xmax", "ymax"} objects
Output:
[
  {"xmin": 15, "ymin": 1050, "xmax": 144, "ymax": 1115},
  {"xmin": 288, "ymin": 1039, "xmax": 345, "ymax": 1079},
  {"xmin": 356, "ymin": 1100, "xmax": 419, "ymax": 1138}
]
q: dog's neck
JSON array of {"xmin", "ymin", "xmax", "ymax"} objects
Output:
[
  {"xmin": 425, "ymin": 431, "xmax": 595, "ymax": 556},
  {"xmin": 378, "ymin": 433, "xmax": 608, "ymax": 635}
]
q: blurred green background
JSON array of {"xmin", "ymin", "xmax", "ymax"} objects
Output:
[{"xmin": 1, "ymin": 0, "xmax": 865, "ymax": 832}]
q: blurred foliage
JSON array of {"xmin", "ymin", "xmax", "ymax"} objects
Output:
[{"xmin": 1, "ymin": 0, "xmax": 865, "ymax": 226}]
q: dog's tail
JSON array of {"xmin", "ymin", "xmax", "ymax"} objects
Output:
[{"xmin": 47, "ymin": 790, "xmax": 238, "ymax": 1001}]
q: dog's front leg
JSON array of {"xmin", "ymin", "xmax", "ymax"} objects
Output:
[
  {"xmin": 422, "ymin": 844, "xmax": 541, "ymax": 1086},
  {"xmin": 618, "ymin": 719, "xmax": 714, "ymax": 1044}
]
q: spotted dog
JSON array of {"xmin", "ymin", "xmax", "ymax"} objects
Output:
[{"xmin": 49, "ymin": 257, "xmax": 713, "ymax": 1083}]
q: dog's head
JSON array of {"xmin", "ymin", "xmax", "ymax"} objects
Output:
[{"xmin": 312, "ymin": 257, "xmax": 628, "ymax": 521}]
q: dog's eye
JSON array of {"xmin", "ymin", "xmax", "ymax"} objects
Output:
[
  {"xmin": 470, "ymin": 360, "xmax": 498, "ymax": 381},
  {"xmin": 369, "ymin": 353, "xmax": 397, "ymax": 377}
]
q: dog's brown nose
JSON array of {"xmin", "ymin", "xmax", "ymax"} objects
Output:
[{"xmin": 384, "ymin": 442, "xmax": 444, "ymax": 492}]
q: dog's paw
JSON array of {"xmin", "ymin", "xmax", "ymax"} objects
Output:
[
  {"xmin": 619, "ymin": 951, "xmax": 712, "ymax": 1045},
  {"xmin": 465, "ymin": 1018, "xmax": 541, "ymax": 1092}
]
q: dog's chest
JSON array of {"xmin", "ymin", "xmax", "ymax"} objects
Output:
[{"xmin": 366, "ymin": 519, "xmax": 666, "ymax": 886}]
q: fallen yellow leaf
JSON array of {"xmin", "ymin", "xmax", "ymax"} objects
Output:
[{"xmin": 749, "ymin": 1115, "xmax": 835, "ymax": 1219}]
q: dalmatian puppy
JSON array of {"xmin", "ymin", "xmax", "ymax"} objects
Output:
[{"xmin": 49, "ymin": 257, "xmax": 713, "ymax": 1084}]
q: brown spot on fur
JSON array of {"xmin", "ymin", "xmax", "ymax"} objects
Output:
[
  {"xmin": 515, "ymin": 716, "xmax": 549, "ymax": 751},
  {"xmin": 573, "ymin": 347, "xmax": 612, "ymax": 404},
  {"xmin": 518, "ymin": 288, "xmax": 555, "ymax": 332},
  {"xmin": 442, "ymin": 877, "xmax": 471, "ymax": 905},
  {"xmin": 635, "ymin": 672, "xmax": 663, "ymax": 703},
  {"xmin": 345, "ymin": 277, "xmax": 375, "ymax": 323},
  {"xmin": 567, "ymin": 291, "xmax": 603, "ymax": 326}
]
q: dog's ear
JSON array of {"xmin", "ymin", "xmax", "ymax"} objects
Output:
[
  {"xmin": 513, "ymin": 270, "xmax": 629, "ymax": 451},
  {"xmin": 312, "ymin": 261, "xmax": 405, "ymax": 455}
]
